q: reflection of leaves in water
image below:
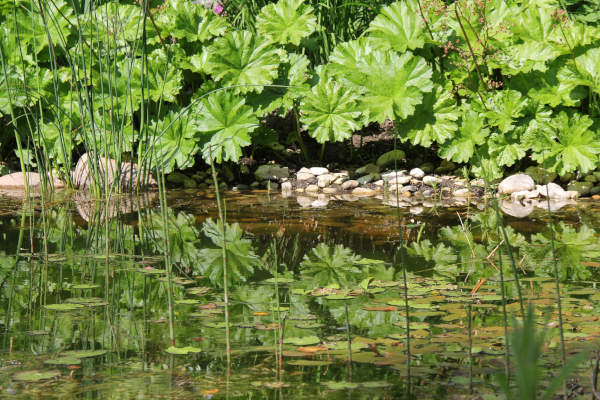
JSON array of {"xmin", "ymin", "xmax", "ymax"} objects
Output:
[
  {"xmin": 528, "ymin": 222, "xmax": 600, "ymax": 281},
  {"xmin": 197, "ymin": 219, "xmax": 261, "ymax": 287},
  {"xmin": 299, "ymin": 243, "xmax": 382, "ymax": 288}
]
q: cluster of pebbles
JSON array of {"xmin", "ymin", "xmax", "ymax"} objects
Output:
[{"xmin": 279, "ymin": 166, "xmax": 485, "ymax": 209}]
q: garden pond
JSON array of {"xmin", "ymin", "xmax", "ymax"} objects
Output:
[{"xmin": 1, "ymin": 190, "xmax": 600, "ymax": 399}]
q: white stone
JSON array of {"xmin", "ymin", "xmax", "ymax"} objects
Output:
[
  {"xmin": 0, "ymin": 172, "xmax": 64, "ymax": 189},
  {"xmin": 409, "ymin": 168, "xmax": 425, "ymax": 179},
  {"xmin": 311, "ymin": 199, "xmax": 329, "ymax": 208},
  {"xmin": 388, "ymin": 176, "xmax": 412, "ymax": 185},
  {"xmin": 410, "ymin": 206, "xmax": 424, "ymax": 215},
  {"xmin": 453, "ymin": 188, "xmax": 471, "ymax": 197},
  {"xmin": 305, "ymin": 184, "xmax": 319, "ymax": 192},
  {"xmin": 333, "ymin": 176, "xmax": 348, "ymax": 185},
  {"xmin": 309, "ymin": 167, "xmax": 329, "ymax": 176},
  {"xmin": 341, "ymin": 180, "xmax": 359, "ymax": 190},
  {"xmin": 297, "ymin": 167, "xmax": 311, "ymax": 174},
  {"xmin": 317, "ymin": 174, "xmax": 333, "ymax": 188},
  {"xmin": 281, "ymin": 181, "xmax": 292, "ymax": 194},
  {"xmin": 373, "ymin": 179, "xmax": 384, "ymax": 186},
  {"xmin": 352, "ymin": 187, "xmax": 377, "ymax": 196},
  {"xmin": 297, "ymin": 172, "xmax": 315, "ymax": 181},
  {"xmin": 422, "ymin": 175, "xmax": 441, "ymax": 186},
  {"xmin": 497, "ymin": 174, "xmax": 535, "ymax": 194},
  {"xmin": 296, "ymin": 196, "xmax": 312, "ymax": 207},
  {"xmin": 322, "ymin": 187, "xmax": 338, "ymax": 194},
  {"xmin": 382, "ymin": 170, "xmax": 407, "ymax": 181},
  {"xmin": 537, "ymin": 182, "xmax": 566, "ymax": 199},
  {"xmin": 500, "ymin": 200, "xmax": 534, "ymax": 218}
]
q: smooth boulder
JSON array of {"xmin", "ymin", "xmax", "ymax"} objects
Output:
[
  {"xmin": 0, "ymin": 172, "xmax": 64, "ymax": 190},
  {"xmin": 73, "ymin": 153, "xmax": 155, "ymax": 190},
  {"xmin": 497, "ymin": 174, "xmax": 535, "ymax": 195}
]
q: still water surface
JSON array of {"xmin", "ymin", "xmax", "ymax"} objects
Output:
[{"xmin": 1, "ymin": 190, "xmax": 599, "ymax": 399}]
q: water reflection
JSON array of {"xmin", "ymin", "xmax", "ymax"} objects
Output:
[{"xmin": 0, "ymin": 191, "xmax": 599, "ymax": 398}]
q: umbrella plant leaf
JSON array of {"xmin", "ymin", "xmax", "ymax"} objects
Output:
[
  {"xmin": 367, "ymin": 0, "xmax": 427, "ymax": 52},
  {"xmin": 397, "ymin": 84, "xmax": 459, "ymax": 147},
  {"xmin": 161, "ymin": 0, "xmax": 227, "ymax": 42},
  {"xmin": 196, "ymin": 90, "xmax": 259, "ymax": 163},
  {"xmin": 256, "ymin": 0, "xmax": 317, "ymax": 46},
  {"xmin": 438, "ymin": 108, "xmax": 488, "ymax": 163},
  {"xmin": 149, "ymin": 109, "xmax": 200, "ymax": 173},
  {"xmin": 300, "ymin": 77, "xmax": 361, "ymax": 143},
  {"xmin": 205, "ymin": 31, "xmax": 281, "ymax": 94}
]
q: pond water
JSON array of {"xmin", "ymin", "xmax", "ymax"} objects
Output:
[{"xmin": 1, "ymin": 190, "xmax": 600, "ymax": 399}]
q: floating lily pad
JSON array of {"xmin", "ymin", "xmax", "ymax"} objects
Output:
[
  {"xmin": 283, "ymin": 336, "xmax": 320, "ymax": 346},
  {"xmin": 323, "ymin": 381, "xmax": 360, "ymax": 390},
  {"xmin": 175, "ymin": 299, "xmax": 200, "ymax": 305},
  {"xmin": 71, "ymin": 284, "xmax": 100, "ymax": 290},
  {"xmin": 44, "ymin": 357, "xmax": 81, "ymax": 365},
  {"xmin": 295, "ymin": 321, "xmax": 325, "ymax": 329},
  {"xmin": 166, "ymin": 346, "xmax": 202, "ymax": 355},
  {"xmin": 26, "ymin": 330, "xmax": 49, "ymax": 336},
  {"xmin": 65, "ymin": 297, "xmax": 108, "ymax": 307},
  {"xmin": 287, "ymin": 360, "xmax": 332, "ymax": 366},
  {"xmin": 137, "ymin": 267, "xmax": 167, "ymax": 275},
  {"xmin": 13, "ymin": 370, "xmax": 60, "ymax": 382},
  {"xmin": 187, "ymin": 287, "xmax": 211, "ymax": 296},
  {"xmin": 44, "ymin": 303, "xmax": 84, "ymax": 311},
  {"xmin": 62, "ymin": 350, "xmax": 107, "ymax": 358},
  {"xmin": 263, "ymin": 277, "xmax": 295, "ymax": 284},
  {"xmin": 156, "ymin": 277, "xmax": 195, "ymax": 285}
]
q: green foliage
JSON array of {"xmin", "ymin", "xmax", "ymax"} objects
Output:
[
  {"xmin": 256, "ymin": 0, "xmax": 317, "ymax": 46},
  {"xmin": 197, "ymin": 219, "xmax": 262, "ymax": 287},
  {"xmin": 300, "ymin": 77, "xmax": 361, "ymax": 143},
  {"xmin": 1, "ymin": 0, "xmax": 600, "ymax": 176},
  {"xmin": 205, "ymin": 31, "xmax": 281, "ymax": 94},
  {"xmin": 196, "ymin": 90, "xmax": 259, "ymax": 163}
]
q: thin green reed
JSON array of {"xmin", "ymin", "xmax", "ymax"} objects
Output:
[{"xmin": 496, "ymin": 241, "xmax": 511, "ymax": 379}]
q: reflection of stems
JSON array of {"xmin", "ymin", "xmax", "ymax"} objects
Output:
[
  {"xmin": 496, "ymin": 241, "xmax": 511, "ymax": 380},
  {"xmin": 209, "ymin": 146, "xmax": 231, "ymax": 369},
  {"xmin": 158, "ymin": 171, "xmax": 175, "ymax": 347},
  {"xmin": 392, "ymin": 135, "xmax": 411, "ymax": 395},
  {"xmin": 467, "ymin": 303, "xmax": 473, "ymax": 394},
  {"xmin": 542, "ymin": 166, "xmax": 567, "ymax": 371},
  {"xmin": 344, "ymin": 300, "xmax": 353, "ymax": 374}
]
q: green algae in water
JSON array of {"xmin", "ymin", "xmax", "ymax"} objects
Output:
[
  {"xmin": 166, "ymin": 346, "xmax": 203, "ymax": 355},
  {"xmin": 62, "ymin": 350, "xmax": 107, "ymax": 358}
]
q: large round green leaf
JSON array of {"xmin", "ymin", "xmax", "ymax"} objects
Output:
[
  {"xmin": 205, "ymin": 31, "xmax": 281, "ymax": 94},
  {"xmin": 256, "ymin": 0, "xmax": 317, "ymax": 46}
]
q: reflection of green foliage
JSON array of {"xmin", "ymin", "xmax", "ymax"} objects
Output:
[
  {"xmin": 197, "ymin": 219, "xmax": 262, "ymax": 287},
  {"xmin": 528, "ymin": 222, "xmax": 600, "ymax": 281},
  {"xmin": 299, "ymin": 243, "xmax": 380, "ymax": 288}
]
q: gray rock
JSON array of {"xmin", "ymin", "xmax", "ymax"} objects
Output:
[
  {"xmin": 250, "ymin": 181, "xmax": 260, "ymax": 188},
  {"xmin": 401, "ymin": 185, "xmax": 418, "ymax": 193},
  {"xmin": 309, "ymin": 167, "xmax": 329, "ymax": 176},
  {"xmin": 591, "ymin": 185, "xmax": 600, "ymax": 195},
  {"xmin": 0, "ymin": 172, "xmax": 64, "ymax": 190},
  {"xmin": 559, "ymin": 172, "xmax": 574, "ymax": 183},
  {"xmin": 352, "ymin": 187, "xmax": 377, "ymax": 196},
  {"xmin": 183, "ymin": 177, "xmax": 197, "ymax": 188},
  {"xmin": 567, "ymin": 181, "xmax": 593, "ymax": 196},
  {"xmin": 333, "ymin": 176, "xmax": 348, "ymax": 185},
  {"xmin": 305, "ymin": 184, "xmax": 319, "ymax": 192},
  {"xmin": 511, "ymin": 190, "xmax": 538, "ymax": 201},
  {"xmin": 322, "ymin": 187, "xmax": 339, "ymax": 194},
  {"xmin": 376, "ymin": 149, "xmax": 406, "ymax": 168},
  {"xmin": 422, "ymin": 175, "xmax": 440, "ymax": 186},
  {"xmin": 584, "ymin": 174, "xmax": 598, "ymax": 183},
  {"xmin": 435, "ymin": 160, "xmax": 456, "ymax": 174},
  {"xmin": 419, "ymin": 163, "xmax": 434, "ymax": 173},
  {"xmin": 317, "ymin": 174, "xmax": 333, "ymax": 188},
  {"xmin": 355, "ymin": 164, "xmax": 380, "ymax": 175},
  {"xmin": 357, "ymin": 173, "xmax": 379, "ymax": 185},
  {"xmin": 409, "ymin": 168, "xmax": 425, "ymax": 179},
  {"xmin": 167, "ymin": 172, "xmax": 188, "ymax": 184},
  {"xmin": 341, "ymin": 180, "xmax": 359, "ymax": 190},
  {"xmin": 497, "ymin": 174, "xmax": 535, "ymax": 194},
  {"xmin": 255, "ymin": 164, "xmax": 289, "ymax": 181}
]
